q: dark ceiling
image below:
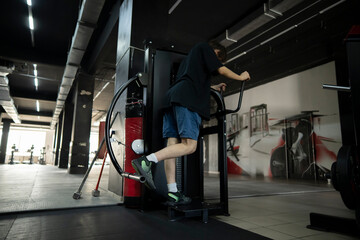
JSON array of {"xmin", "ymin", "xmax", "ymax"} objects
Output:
[{"xmin": 0, "ymin": 0, "xmax": 359, "ymax": 129}]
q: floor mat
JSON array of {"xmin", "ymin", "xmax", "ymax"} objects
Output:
[{"xmin": 0, "ymin": 205, "xmax": 271, "ymax": 240}]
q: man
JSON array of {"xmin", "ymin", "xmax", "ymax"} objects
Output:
[{"xmin": 132, "ymin": 40, "xmax": 250, "ymax": 206}]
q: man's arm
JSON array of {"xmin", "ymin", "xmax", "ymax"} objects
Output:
[{"xmin": 218, "ymin": 66, "xmax": 250, "ymax": 81}]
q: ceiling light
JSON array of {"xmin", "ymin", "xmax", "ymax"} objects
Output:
[
  {"xmin": 33, "ymin": 64, "xmax": 37, "ymax": 76},
  {"xmin": 93, "ymin": 82, "xmax": 110, "ymax": 101},
  {"xmin": 34, "ymin": 77, "xmax": 38, "ymax": 90},
  {"xmin": 168, "ymin": 0, "xmax": 182, "ymax": 14},
  {"xmin": 29, "ymin": 16, "xmax": 34, "ymax": 30},
  {"xmin": 36, "ymin": 100, "xmax": 40, "ymax": 112},
  {"xmin": 27, "ymin": 1, "xmax": 35, "ymax": 47}
]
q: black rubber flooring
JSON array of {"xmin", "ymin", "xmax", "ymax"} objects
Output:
[{"xmin": 0, "ymin": 205, "xmax": 271, "ymax": 240}]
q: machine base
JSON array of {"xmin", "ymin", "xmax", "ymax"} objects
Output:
[
  {"xmin": 307, "ymin": 212, "xmax": 360, "ymax": 237},
  {"xmin": 168, "ymin": 199, "xmax": 229, "ymax": 223}
]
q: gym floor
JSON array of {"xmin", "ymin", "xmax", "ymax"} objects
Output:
[{"xmin": 0, "ymin": 164, "xmax": 358, "ymax": 239}]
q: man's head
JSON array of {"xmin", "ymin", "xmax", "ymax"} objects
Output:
[{"xmin": 208, "ymin": 40, "xmax": 227, "ymax": 62}]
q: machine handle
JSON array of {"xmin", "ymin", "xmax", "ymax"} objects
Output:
[
  {"xmin": 225, "ymin": 81, "xmax": 246, "ymax": 114},
  {"xmin": 322, "ymin": 84, "xmax": 351, "ymax": 92},
  {"xmin": 210, "ymin": 81, "xmax": 245, "ymax": 117}
]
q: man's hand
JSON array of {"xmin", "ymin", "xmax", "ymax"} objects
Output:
[
  {"xmin": 211, "ymin": 83, "xmax": 227, "ymax": 92},
  {"xmin": 240, "ymin": 71, "xmax": 250, "ymax": 81}
]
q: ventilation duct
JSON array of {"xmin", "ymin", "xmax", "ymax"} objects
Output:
[
  {"xmin": 51, "ymin": 0, "xmax": 106, "ymax": 128},
  {"xmin": 0, "ymin": 64, "xmax": 21, "ymax": 124},
  {"xmin": 217, "ymin": 0, "xmax": 305, "ymax": 48}
]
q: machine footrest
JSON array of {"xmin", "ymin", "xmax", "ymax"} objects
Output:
[{"xmin": 168, "ymin": 200, "xmax": 227, "ymax": 223}]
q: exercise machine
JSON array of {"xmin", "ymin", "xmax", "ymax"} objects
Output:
[
  {"xmin": 39, "ymin": 147, "xmax": 46, "ymax": 165},
  {"xmin": 23, "ymin": 145, "xmax": 34, "ymax": 164},
  {"xmin": 104, "ymin": 46, "xmax": 245, "ymax": 222},
  {"xmin": 9, "ymin": 144, "xmax": 18, "ymax": 164}
]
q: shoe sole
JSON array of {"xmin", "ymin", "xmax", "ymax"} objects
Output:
[{"xmin": 131, "ymin": 161, "xmax": 156, "ymax": 190}]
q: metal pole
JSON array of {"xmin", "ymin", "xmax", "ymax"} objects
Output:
[{"xmin": 73, "ymin": 137, "xmax": 106, "ymax": 199}]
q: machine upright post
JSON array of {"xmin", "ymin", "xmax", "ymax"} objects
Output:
[
  {"xmin": 218, "ymin": 114, "xmax": 229, "ymax": 215},
  {"xmin": 199, "ymin": 136, "xmax": 205, "ymax": 202}
]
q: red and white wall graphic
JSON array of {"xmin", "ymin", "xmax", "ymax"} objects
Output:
[{"xmin": 207, "ymin": 61, "xmax": 342, "ymax": 179}]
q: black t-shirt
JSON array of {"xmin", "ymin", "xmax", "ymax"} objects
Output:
[{"xmin": 164, "ymin": 42, "xmax": 223, "ymax": 120}]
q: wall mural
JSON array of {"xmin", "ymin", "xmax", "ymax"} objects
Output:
[{"xmin": 227, "ymin": 107, "xmax": 338, "ymax": 181}]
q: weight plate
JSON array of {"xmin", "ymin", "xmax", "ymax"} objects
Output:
[
  {"xmin": 270, "ymin": 147, "xmax": 287, "ymax": 178},
  {"xmin": 336, "ymin": 145, "xmax": 358, "ymax": 210}
]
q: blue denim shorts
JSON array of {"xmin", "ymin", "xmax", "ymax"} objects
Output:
[{"xmin": 162, "ymin": 105, "xmax": 202, "ymax": 140}]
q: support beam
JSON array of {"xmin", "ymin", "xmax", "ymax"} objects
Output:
[
  {"xmin": 68, "ymin": 71, "xmax": 95, "ymax": 174},
  {"xmin": 58, "ymin": 100, "xmax": 74, "ymax": 168},
  {"xmin": 54, "ymin": 111, "xmax": 63, "ymax": 166},
  {"xmin": 11, "ymin": 91, "xmax": 57, "ymax": 102},
  {"xmin": 20, "ymin": 120, "xmax": 51, "ymax": 126},
  {"xmin": 83, "ymin": 0, "xmax": 120, "ymax": 73},
  {"xmin": 18, "ymin": 108, "xmax": 53, "ymax": 117},
  {"xmin": 0, "ymin": 119, "xmax": 12, "ymax": 164}
]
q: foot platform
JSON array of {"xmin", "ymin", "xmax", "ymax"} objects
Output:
[{"xmin": 168, "ymin": 199, "xmax": 228, "ymax": 223}]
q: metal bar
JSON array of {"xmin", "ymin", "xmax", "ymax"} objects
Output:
[
  {"xmin": 120, "ymin": 172, "xmax": 146, "ymax": 183},
  {"xmin": 73, "ymin": 111, "xmax": 119, "ymax": 199},
  {"xmin": 322, "ymin": 84, "xmax": 351, "ymax": 92},
  {"xmin": 199, "ymin": 137, "xmax": 204, "ymax": 201},
  {"xmin": 218, "ymin": 113, "xmax": 229, "ymax": 215},
  {"xmin": 73, "ymin": 137, "xmax": 105, "ymax": 199}
]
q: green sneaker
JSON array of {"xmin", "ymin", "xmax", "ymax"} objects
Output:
[
  {"xmin": 166, "ymin": 191, "xmax": 192, "ymax": 206},
  {"xmin": 131, "ymin": 156, "xmax": 156, "ymax": 190}
]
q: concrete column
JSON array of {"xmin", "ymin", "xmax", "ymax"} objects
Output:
[
  {"xmin": 0, "ymin": 119, "xmax": 11, "ymax": 164},
  {"xmin": 68, "ymin": 72, "xmax": 95, "ymax": 174},
  {"xmin": 54, "ymin": 111, "xmax": 63, "ymax": 166},
  {"xmin": 108, "ymin": 0, "xmax": 169, "ymax": 195},
  {"xmin": 108, "ymin": 0, "xmax": 134, "ymax": 196},
  {"xmin": 45, "ymin": 130, "xmax": 55, "ymax": 165},
  {"xmin": 52, "ymin": 123, "xmax": 58, "ymax": 164},
  {"xmin": 58, "ymin": 99, "xmax": 74, "ymax": 168}
]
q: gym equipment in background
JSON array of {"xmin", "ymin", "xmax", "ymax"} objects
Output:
[
  {"xmin": 39, "ymin": 147, "xmax": 46, "ymax": 165},
  {"xmin": 308, "ymin": 26, "xmax": 360, "ymax": 236},
  {"xmin": 8, "ymin": 144, "xmax": 18, "ymax": 164}
]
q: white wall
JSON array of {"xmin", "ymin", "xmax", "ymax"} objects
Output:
[{"xmin": 207, "ymin": 61, "xmax": 342, "ymax": 177}]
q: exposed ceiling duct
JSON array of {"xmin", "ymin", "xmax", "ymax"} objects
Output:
[
  {"xmin": 225, "ymin": 0, "xmax": 347, "ymax": 64},
  {"xmin": 216, "ymin": 0, "xmax": 305, "ymax": 48},
  {"xmin": 51, "ymin": 0, "xmax": 106, "ymax": 128},
  {"xmin": 0, "ymin": 64, "xmax": 21, "ymax": 124}
]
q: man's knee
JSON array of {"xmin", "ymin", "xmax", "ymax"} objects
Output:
[
  {"xmin": 168, "ymin": 138, "xmax": 179, "ymax": 146},
  {"xmin": 188, "ymin": 144, "xmax": 197, "ymax": 154},
  {"xmin": 183, "ymin": 140, "xmax": 197, "ymax": 155}
]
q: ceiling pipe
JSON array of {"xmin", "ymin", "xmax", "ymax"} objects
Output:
[
  {"xmin": 225, "ymin": 0, "xmax": 347, "ymax": 64},
  {"xmin": 216, "ymin": 0, "xmax": 305, "ymax": 48},
  {"xmin": 51, "ymin": 0, "xmax": 106, "ymax": 128},
  {"xmin": 0, "ymin": 65, "xmax": 21, "ymax": 124}
]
